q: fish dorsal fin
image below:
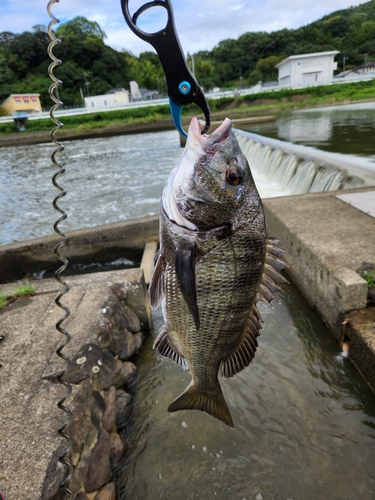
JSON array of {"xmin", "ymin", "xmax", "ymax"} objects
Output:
[
  {"xmin": 175, "ymin": 243, "xmax": 200, "ymax": 329},
  {"xmin": 220, "ymin": 302, "xmax": 263, "ymax": 378},
  {"xmin": 220, "ymin": 238, "xmax": 288, "ymax": 379},
  {"xmin": 149, "ymin": 249, "xmax": 165, "ymax": 310},
  {"xmin": 153, "ymin": 326, "xmax": 188, "ymax": 369}
]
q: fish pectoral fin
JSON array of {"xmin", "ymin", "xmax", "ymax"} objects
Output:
[
  {"xmin": 149, "ymin": 250, "xmax": 165, "ymax": 310},
  {"xmin": 221, "ymin": 303, "xmax": 263, "ymax": 378},
  {"xmin": 175, "ymin": 244, "xmax": 200, "ymax": 329},
  {"xmin": 168, "ymin": 381, "xmax": 234, "ymax": 428},
  {"xmin": 153, "ymin": 326, "xmax": 187, "ymax": 369},
  {"xmin": 256, "ymin": 238, "xmax": 289, "ymax": 307}
]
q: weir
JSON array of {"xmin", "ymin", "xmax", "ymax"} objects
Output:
[{"xmin": 234, "ymin": 129, "xmax": 375, "ymax": 198}]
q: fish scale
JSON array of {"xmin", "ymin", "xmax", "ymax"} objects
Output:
[{"xmin": 150, "ymin": 117, "xmax": 287, "ymax": 427}]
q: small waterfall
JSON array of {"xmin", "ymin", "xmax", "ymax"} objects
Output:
[{"xmin": 235, "ymin": 130, "xmax": 375, "ymax": 199}]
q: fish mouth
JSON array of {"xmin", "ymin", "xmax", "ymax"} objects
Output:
[{"xmin": 189, "ymin": 117, "xmax": 232, "ymax": 151}]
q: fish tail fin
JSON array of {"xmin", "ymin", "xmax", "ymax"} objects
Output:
[{"xmin": 168, "ymin": 381, "xmax": 234, "ymax": 428}]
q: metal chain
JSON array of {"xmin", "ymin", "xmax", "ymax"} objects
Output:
[{"xmin": 47, "ymin": 1, "xmax": 74, "ymax": 497}]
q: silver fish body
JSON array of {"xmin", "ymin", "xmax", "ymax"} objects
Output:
[{"xmin": 149, "ymin": 117, "xmax": 286, "ymax": 427}]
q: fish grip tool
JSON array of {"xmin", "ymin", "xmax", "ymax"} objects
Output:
[{"xmin": 121, "ymin": 0, "xmax": 211, "ymax": 137}]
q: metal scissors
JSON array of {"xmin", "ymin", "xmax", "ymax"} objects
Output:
[{"xmin": 121, "ymin": 0, "xmax": 211, "ymax": 138}]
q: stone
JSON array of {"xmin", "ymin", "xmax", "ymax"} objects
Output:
[
  {"xmin": 110, "ymin": 432, "xmax": 128, "ymax": 467},
  {"xmin": 66, "ymin": 405, "xmax": 91, "ymax": 455},
  {"xmin": 108, "ymin": 329, "xmax": 126, "ymax": 356},
  {"xmin": 84, "ymin": 428, "xmax": 112, "ymax": 493},
  {"xmin": 41, "ymin": 446, "xmax": 68, "ymax": 500},
  {"xmin": 116, "ymin": 390, "xmax": 133, "ymax": 432},
  {"xmin": 102, "ymin": 295, "xmax": 123, "ymax": 325},
  {"xmin": 111, "ymin": 283, "xmax": 127, "ymax": 300},
  {"xmin": 133, "ymin": 331, "xmax": 145, "ymax": 355},
  {"xmin": 96, "ymin": 319, "xmax": 113, "ymax": 349},
  {"xmin": 76, "ymin": 493, "xmax": 90, "ymax": 500},
  {"xmin": 102, "ymin": 386, "xmax": 117, "ymax": 432},
  {"xmin": 63, "ymin": 344, "xmax": 103, "ymax": 384},
  {"xmin": 111, "ymin": 360, "xmax": 136, "ymax": 389},
  {"xmin": 70, "ymin": 445, "xmax": 91, "ymax": 495},
  {"xmin": 118, "ymin": 330, "xmax": 135, "ymax": 361},
  {"xmin": 95, "ymin": 482, "xmax": 117, "ymax": 500},
  {"xmin": 97, "ymin": 350, "xmax": 115, "ymax": 391},
  {"xmin": 122, "ymin": 306, "xmax": 141, "ymax": 333}
]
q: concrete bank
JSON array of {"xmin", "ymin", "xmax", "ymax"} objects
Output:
[
  {"xmin": 264, "ymin": 186, "xmax": 375, "ymax": 390},
  {"xmin": 0, "ymin": 267, "xmax": 154, "ymax": 500}
]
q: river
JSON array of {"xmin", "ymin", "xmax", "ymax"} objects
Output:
[{"xmin": 1, "ymin": 102, "xmax": 375, "ymax": 245}]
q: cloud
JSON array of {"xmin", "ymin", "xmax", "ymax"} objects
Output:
[{"xmin": 0, "ymin": 0, "xmax": 369, "ymax": 54}]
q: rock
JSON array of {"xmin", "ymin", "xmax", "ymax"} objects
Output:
[
  {"xmin": 116, "ymin": 390, "xmax": 133, "ymax": 432},
  {"xmin": 70, "ymin": 445, "xmax": 91, "ymax": 495},
  {"xmin": 108, "ymin": 329, "xmax": 126, "ymax": 356},
  {"xmin": 76, "ymin": 493, "xmax": 90, "ymax": 500},
  {"xmin": 84, "ymin": 428, "xmax": 112, "ymax": 493},
  {"xmin": 110, "ymin": 432, "xmax": 128, "ymax": 467},
  {"xmin": 123, "ymin": 306, "xmax": 141, "ymax": 333},
  {"xmin": 133, "ymin": 331, "xmax": 145, "ymax": 354},
  {"xmin": 102, "ymin": 295, "xmax": 123, "ymax": 325},
  {"xmin": 111, "ymin": 283, "xmax": 127, "ymax": 300},
  {"xmin": 96, "ymin": 319, "xmax": 113, "ymax": 349},
  {"xmin": 41, "ymin": 446, "xmax": 68, "ymax": 500},
  {"xmin": 95, "ymin": 481, "xmax": 117, "ymax": 500},
  {"xmin": 97, "ymin": 350, "xmax": 115, "ymax": 391},
  {"xmin": 118, "ymin": 330, "xmax": 135, "ymax": 361},
  {"xmin": 63, "ymin": 344, "xmax": 103, "ymax": 384},
  {"xmin": 66, "ymin": 405, "xmax": 91, "ymax": 455},
  {"xmin": 111, "ymin": 360, "xmax": 136, "ymax": 389},
  {"xmin": 102, "ymin": 386, "xmax": 117, "ymax": 432}
]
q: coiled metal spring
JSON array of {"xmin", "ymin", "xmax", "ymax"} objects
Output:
[{"xmin": 47, "ymin": 1, "xmax": 74, "ymax": 497}]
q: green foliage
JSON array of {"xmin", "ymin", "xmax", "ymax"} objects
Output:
[
  {"xmin": 362, "ymin": 269, "xmax": 375, "ymax": 288},
  {"xmin": 1, "ymin": 2, "xmax": 375, "ymax": 107}
]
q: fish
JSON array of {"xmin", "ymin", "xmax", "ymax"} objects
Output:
[{"xmin": 149, "ymin": 117, "xmax": 287, "ymax": 428}]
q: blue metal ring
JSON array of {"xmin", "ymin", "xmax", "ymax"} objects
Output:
[{"xmin": 178, "ymin": 81, "xmax": 191, "ymax": 95}]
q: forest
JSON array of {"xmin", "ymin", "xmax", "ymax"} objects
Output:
[{"xmin": 0, "ymin": 0, "xmax": 375, "ymax": 109}]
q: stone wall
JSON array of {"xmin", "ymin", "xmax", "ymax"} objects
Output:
[{"xmin": 41, "ymin": 275, "xmax": 150, "ymax": 499}]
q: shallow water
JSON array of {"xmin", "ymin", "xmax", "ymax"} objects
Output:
[{"xmin": 117, "ymin": 282, "xmax": 375, "ymax": 500}]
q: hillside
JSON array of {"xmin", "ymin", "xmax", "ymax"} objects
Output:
[{"xmin": 0, "ymin": 1, "xmax": 374, "ymax": 109}]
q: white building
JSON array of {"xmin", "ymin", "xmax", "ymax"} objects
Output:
[
  {"xmin": 276, "ymin": 51, "xmax": 339, "ymax": 88},
  {"xmin": 84, "ymin": 88, "xmax": 129, "ymax": 110}
]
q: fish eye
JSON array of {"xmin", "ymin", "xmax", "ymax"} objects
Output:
[{"xmin": 226, "ymin": 167, "xmax": 242, "ymax": 186}]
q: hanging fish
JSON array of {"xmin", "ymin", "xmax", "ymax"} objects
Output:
[{"xmin": 149, "ymin": 117, "xmax": 287, "ymax": 427}]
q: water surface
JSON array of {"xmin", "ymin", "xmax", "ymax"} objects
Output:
[{"xmin": 117, "ymin": 282, "xmax": 375, "ymax": 499}]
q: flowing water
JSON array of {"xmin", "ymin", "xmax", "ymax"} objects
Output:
[
  {"xmin": 117, "ymin": 282, "xmax": 375, "ymax": 500},
  {"xmin": 1, "ymin": 103, "xmax": 375, "ymax": 245}
]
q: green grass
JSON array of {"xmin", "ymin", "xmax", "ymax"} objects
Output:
[
  {"xmin": 362, "ymin": 269, "xmax": 375, "ymax": 289},
  {"xmin": 0, "ymin": 282, "xmax": 36, "ymax": 309}
]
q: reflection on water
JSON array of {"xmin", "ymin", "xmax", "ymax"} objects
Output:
[
  {"xmin": 117, "ymin": 281, "xmax": 375, "ymax": 500},
  {"xmin": 248, "ymin": 101, "xmax": 375, "ymax": 161}
]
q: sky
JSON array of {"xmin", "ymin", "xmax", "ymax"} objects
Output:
[{"xmin": 0, "ymin": 0, "xmax": 371, "ymax": 55}]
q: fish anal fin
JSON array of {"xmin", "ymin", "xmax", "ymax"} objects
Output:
[
  {"xmin": 149, "ymin": 250, "xmax": 165, "ymax": 310},
  {"xmin": 153, "ymin": 327, "xmax": 187, "ymax": 369},
  {"xmin": 168, "ymin": 381, "xmax": 234, "ymax": 428},
  {"xmin": 175, "ymin": 244, "xmax": 200, "ymax": 329},
  {"xmin": 221, "ymin": 303, "xmax": 262, "ymax": 379}
]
